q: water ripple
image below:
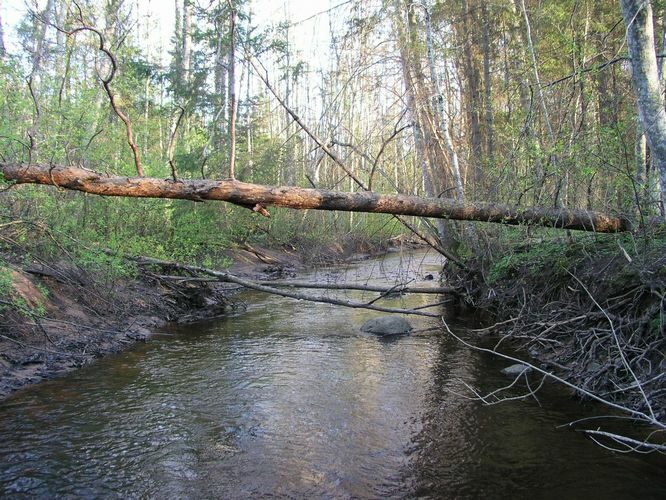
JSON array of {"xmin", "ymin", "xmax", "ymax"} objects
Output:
[{"xmin": 1, "ymin": 251, "xmax": 665, "ymax": 497}]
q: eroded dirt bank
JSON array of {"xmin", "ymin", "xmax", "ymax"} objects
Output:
[
  {"xmin": 452, "ymin": 231, "xmax": 666, "ymax": 423},
  {"xmin": 0, "ymin": 236, "xmax": 401, "ymax": 399}
]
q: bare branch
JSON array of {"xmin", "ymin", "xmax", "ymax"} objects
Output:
[
  {"xmin": 567, "ymin": 270, "xmax": 657, "ymax": 422},
  {"xmin": 167, "ymin": 106, "xmax": 186, "ymax": 182},
  {"xmin": 440, "ymin": 319, "xmax": 664, "ymax": 427},
  {"xmin": 51, "ymin": 8, "xmax": 144, "ymax": 177},
  {"xmin": 581, "ymin": 430, "xmax": 666, "ymax": 454},
  {"xmin": 26, "ymin": 76, "xmax": 40, "ymax": 164},
  {"xmin": 246, "ymin": 55, "xmax": 469, "ymax": 266},
  {"xmin": 133, "ymin": 255, "xmax": 442, "ymax": 317},
  {"xmin": 248, "ymin": 57, "xmax": 368, "ymax": 189}
]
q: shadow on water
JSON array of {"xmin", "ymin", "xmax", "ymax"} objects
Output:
[
  {"xmin": 409, "ymin": 325, "xmax": 666, "ymax": 499},
  {"xmin": 0, "ymin": 249, "xmax": 665, "ymax": 498}
]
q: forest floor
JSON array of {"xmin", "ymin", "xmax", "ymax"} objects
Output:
[
  {"xmin": 0, "ymin": 234, "xmax": 400, "ymax": 400},
  {"xmin": 454, "ymin": 227, "xmax": 666, "ymax": 426}
]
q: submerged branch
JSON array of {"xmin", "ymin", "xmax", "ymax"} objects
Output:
[
  {"xmin": 134, "ymin": 255, "xmax": 444, "ymax": 317},
  {"xmin": 249, "ymin": 279, "xmax": 458, "ymax": 295}
]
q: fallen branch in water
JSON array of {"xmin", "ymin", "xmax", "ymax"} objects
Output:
[
  {"xmin": 135, "ymin": 256, "xmax": 448, "ymax": 318},
  {"xmin": 155, "ymin": 275, "xmax": 457, "ymax": 295},
  {"xmin": 256, "ymin": 279, "xmax": 457, "ymax": 295},
  {"xmin": 441, "ymin": 319, "xmax": 666, "ymax": 454},
  {"xmin": 442, "ymin": 319, "xmax": 663, "ymax": 425},
  {"xmin": 579, "ymin": 429, "xmax": 666, "ymax": 453}
]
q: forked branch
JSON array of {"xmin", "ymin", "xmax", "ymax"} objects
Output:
[{"xmin": 54, "ymin": 4, "xmax": 144, "ymax": 176}]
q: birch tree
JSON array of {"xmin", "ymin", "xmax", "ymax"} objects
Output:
[
  {"xmin": 621, "ymin": 0, "xmax": 666, "ymax": 214},
  {"xmin": 0, "ymin": 1, "xmax": 6, "ymax": 59}
]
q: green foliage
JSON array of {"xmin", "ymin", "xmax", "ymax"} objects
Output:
[
  {"xmin": 36, "ymin": 283, "xmax": 49, "ymax": 300},
  {"xmin": 0, "ymin": 261, "xmax": 13, "ymax": 299},
  {"xmin": 0, "ymin": 0, "xmax": 650, "ymax": 280},
  {"xmin": 76, "ymin": 248, "xmax": 138, "ymax": 280},
  {"xmin": 648, "ymin": 316, "xmax": 662, "ymax": 334},
  {"xmin": 487, "ymin": 238, "xmax": 575, "ymax": 284}
]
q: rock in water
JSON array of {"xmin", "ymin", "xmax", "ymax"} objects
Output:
[
  {"xmin": 500, "ymin": 363, "xmax": 532, "ymax": 377},
  {"xmin": 360, "ymin": 316, "xmax": 412, "ymax": 336}
]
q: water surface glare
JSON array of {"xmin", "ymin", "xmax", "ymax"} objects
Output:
[{"xmin": 0, "ymin": 250, "xmax": 664, "ymax": 498}]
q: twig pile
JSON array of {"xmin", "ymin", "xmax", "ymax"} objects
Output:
[{"xmin": 460, "ymin": 235, "xmax": 666, "ymax": 451}]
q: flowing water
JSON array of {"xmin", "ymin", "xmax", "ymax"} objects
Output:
[{"xmin": 0, "ymin": 250, "xmax": 664, "ymax": 498}]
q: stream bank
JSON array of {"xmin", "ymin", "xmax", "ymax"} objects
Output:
[
  {"xmin": 0, "ymin": 235, "xmax": 402, "ymax": 399},
  {"xmin": 1, "ymin": 248, "xmax": 664, "ymax": 497},
  {"xmin": 452, "ymin": 228, "xmax": 666, "ymax": 431}
]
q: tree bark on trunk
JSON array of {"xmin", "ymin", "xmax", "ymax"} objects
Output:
[
  {"xmin": 481, "ymin": 1, "xmax": 494, "ymax": 169},
  {"xmin": 459, "ymin": 0, "xmax": 483, "ymax": 183},
  {"xmin": 397, "ymin": 2, "xmax": 451, "ymax": 250},
  {"xmin": 0, "ymin": 2, "xmax": 6, "ymax": 58},
  {"xmin": 227, "ymin": 0, "xmax": 237, "ymax": 180},
  {"xmin": 423, "ymin": 4, "xmax": 465, "ymax": 203},
  {"xmin": 0, "ymin": 163, "xmax": 631, "ymax": 233},
  {"xmin": 182, "ymin": 0, "xmax": 192, "ymax": 84},
  {"xmin": 621, "ymin": 0, "xmax": 666, "ymax": 217}
]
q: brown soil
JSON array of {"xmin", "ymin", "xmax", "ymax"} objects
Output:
[{"xmin": 0, "ymin": 261, "xmax": 230, "ymax": 399}]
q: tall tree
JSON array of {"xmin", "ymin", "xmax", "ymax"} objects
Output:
[
  {"xmin": 621, "ymin": 0, "xmax": 666, "ymax": 214},
  {"xmin": 480, "ymin": 1, "xmax": 494, "ymax": 168},
  {"xmin": 0, "ymin": 0, "xmax": 6, "ymax": 58},
  {"xmin": 517, "ymin": 0, "xmax": 559, "ymax": 205},
  {"xmin": 228, "ymin": 0, "xmax": 237, "ymax": 179},
  {"xmin": 182, "ymin": 0, "xmax": 192, "ymax": 84}
]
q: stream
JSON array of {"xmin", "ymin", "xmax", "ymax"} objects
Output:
[{"xmin": 0, "ymin": 250, "xmax": 664, "ymax": 498}]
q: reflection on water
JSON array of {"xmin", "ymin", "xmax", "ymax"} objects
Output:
[{"xmin": 0, "ymin": 250, "xmax": 664, "ymax": 498}]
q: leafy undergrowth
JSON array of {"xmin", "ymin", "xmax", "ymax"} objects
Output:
[{"xmin": 455, "ymin": 227, "xmax": 666, "ymax": 447}]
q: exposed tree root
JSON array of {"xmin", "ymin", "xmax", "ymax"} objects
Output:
[{"xmin": 451, "ymin": 233, "xmax": 666, "ymax": 452}]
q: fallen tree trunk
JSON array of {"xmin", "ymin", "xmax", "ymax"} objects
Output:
[{"xmin": 0, "ymin": 163, "xmax": 632, "ymax": 232}]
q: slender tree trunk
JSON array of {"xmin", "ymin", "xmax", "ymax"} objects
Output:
[
  {"xmin": 423, "ymin": 2, "xmax": 479, "ymax": 252},
  {"xmin": 481, "ymin": 1, "xmax": 494, "ymax": 169},
  {"xmin": 397, "ymin": 2, "xmax": 449, "ymax": 249},
  {"xmin": 621, "ymin": 0, "xmax": 666, "ymax": 216},
  {"xmin": 182, "ymin": 0, "xmax": 192, "ymax": 84},
  {"xmin": 459, "ymin": 0, "xmax": 483, "ymax": 183},
  {"xmin": 423, "ymin": 4, "xmax": 465, "ymax": 203},
  {"xmin": 228, "ymin": 0, "xmax": 237, "ymax": 179},
  {"xmin": 30, "ymin": 0, "xmax": 55, "ymax": 87},
  {"xmin": 283, "ymin": 10, "xmax": 295, "ymax": 186},
  {"xmin": 213, "ymin": 11, "xmax": 227, "ymax": 153},
  {"xmin": 517, "ymin": 0, "xmax": 559, "ymax": 206},
  {"xmin": 174, "ymin": 0, "xmax": 181, "ymax": 55},
  {"xmin": 635, "ymin": 118, "xmax": 647, "ymax": 215},
  {"xmin": 0, "ymin": 1, "xmax": 6, "ymax": 58}
]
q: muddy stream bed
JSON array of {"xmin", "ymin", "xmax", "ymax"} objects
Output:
[{"xmin": 0, "ymin": 250, "xmax": 664, "ymax": 498}]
